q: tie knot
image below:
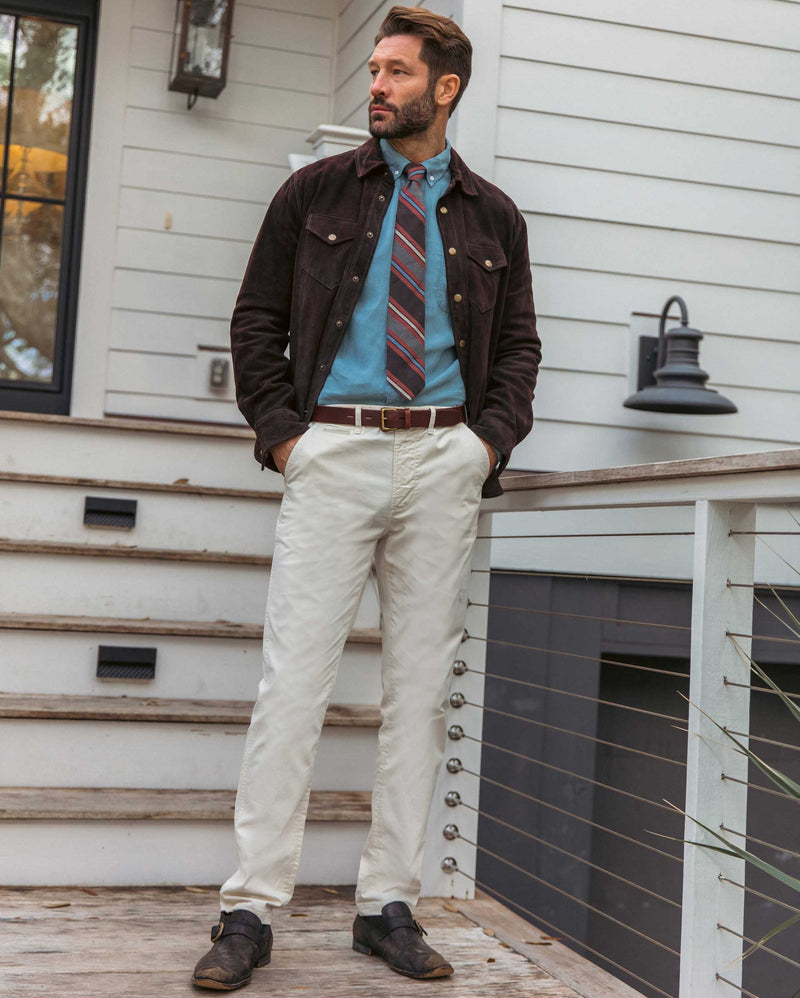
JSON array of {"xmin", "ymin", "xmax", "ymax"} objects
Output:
[{"xmin": 405, "ymin": 163, "xmax": 425, "ymax": 184}]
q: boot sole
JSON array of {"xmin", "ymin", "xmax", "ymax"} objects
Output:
[
  {"xmin": 192, "ymin": 954, "xmax": 271, "ymax": 990},
  {"xmin": 352, "ymin": 940, "xmax": 454, "ymax": 979}
]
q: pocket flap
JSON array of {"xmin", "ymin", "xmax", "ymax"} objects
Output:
[
  {"xmin": 466, "ymin": 244, "xmax": 507, "ymax": 272},
  {"xmin": 305, "ymin": 214, "xmax": 359, "ymax": 244}
]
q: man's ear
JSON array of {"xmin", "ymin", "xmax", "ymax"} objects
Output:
[{"xmin": 436, "ymin": 73, "xmax": 460, "ymax": 110}]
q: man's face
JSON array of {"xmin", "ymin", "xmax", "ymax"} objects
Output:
[{"xmin": 367, "ymin": 34, "xmax": 438, "ymax": 141}]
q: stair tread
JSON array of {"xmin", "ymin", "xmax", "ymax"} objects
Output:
[
  {"xmin": 0, "ymin": 613, "xmax": 381, "ymax": 643},
  {"xmin": 0, "ymin": 787, "xmax": 371, "ymax": 821},
  {"xmin": 0, "ymin": 692, "xmax": 380, "ymax": 727},
  {"xmin": 0, "ymin": 469, "xmax": 281, "ymax": 501},
  {"xmin": 0, "ymin": 537, "xmax": 272, "ymax": 566}
]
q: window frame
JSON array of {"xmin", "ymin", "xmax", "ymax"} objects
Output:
[{"xmin": 0, "ymin": 0, "xmax": 98, "ymax": 414}]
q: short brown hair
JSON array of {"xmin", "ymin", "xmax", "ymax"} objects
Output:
[{"xmin": 375, "ymin": 5, "xmax": 472, "ymax": 116}]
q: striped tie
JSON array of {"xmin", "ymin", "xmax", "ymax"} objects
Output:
[{"xmin": 386, "ymin": 163, "xmax": 426, "ymax": 399}]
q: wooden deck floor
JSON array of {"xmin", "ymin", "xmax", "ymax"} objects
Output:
[{"xmin": 0, "ymin": 884, "xmax": 609, "ymax": 997}]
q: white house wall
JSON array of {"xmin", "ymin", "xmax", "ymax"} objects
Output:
[{"xmin": 97, "ymin": 0, "xmax": 337, "ymax": 423}]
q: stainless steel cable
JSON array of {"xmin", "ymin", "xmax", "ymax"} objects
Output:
[
  {"xmin": 723, "ymin": 679, "xmax": 800, "ymax": 703},
  {"xmin": 718, "ymin": 923, "xmax": 800, "ymax": 972},
  {"xmin": 463, "ymin": 667, "xmax": 687, "ymax": 723},
  {"xmin": 467, "ymin": 632, "xmax": 692, "ymax": 680},
  {"xmin": 454, "ymin": 874, "xmax": 677, "ymax": 998},
  {"xmin": 466, "ymin": 700, "xmax": 687, "ymax": 767},
  {"xmin": 464, "ymin": 732, "xmax": 678, "ymax": 814},
  {"xmin": 473, "ymin": 567, "xmax": 693, "ymax": 586},
  {"xmin": 716, "ymin": 974, "xmax": 759, "ymax": 998},
  {"xmin": 719, "ymin": 825, "xmax": 800, "ymax": 862},
  {"xmin": 477, "ymin": 531, "xmax": 694, "ymax": 540},
  {"xmin": 721, "ymin": 773, "xmax": 796, "ymax": 803},
  {"xmin": 457, "ymin": 771, "xmax": 683, "ymax": 864},
  {"xmin": 455, "ymin": 835, "xmax": 680, "ymax": 957},
  {"xmin": 458, "ymin": 808, "xmax": 680, "ymax": 909},
  {"xmin": 728, "ymin": 631, "xmax": 800, "ymax": 647},
  {"xmin": 468, "ymin": 599, "xmax": 691, "ymax": 632},
  {"xmin": 726, "ymin": 728, "xmax": 800, "ymax": 755},
  {"xmin": 719, "ymin": 875, "xmax": 800, "ymax": 917}
]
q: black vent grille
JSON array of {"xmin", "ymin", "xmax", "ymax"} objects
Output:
[
  {"xmin": 97, "ymin": 645, "xmax": 156, "ymax": 681},
  {"xmin": 84, "ymin": 497, "xmax": 137, "ymax": 529}
]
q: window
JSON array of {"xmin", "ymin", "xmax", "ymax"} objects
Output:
[{"xmin": 0, "ymin": 1, "xmax": 96, "ymax": 413}]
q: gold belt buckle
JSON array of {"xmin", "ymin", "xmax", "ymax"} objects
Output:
[{"xmin": 380, "ymin": 407, "xmax": 398, "ymax": 431}]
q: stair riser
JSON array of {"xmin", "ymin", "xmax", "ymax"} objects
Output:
[
  {"xmin": 0, "ymin": 480, "xmax": 280, "ymax": 553},
  {"xmin": 1, "ymin": 556, "xmax": 382, "ymax": 628},
  {"xmin": 0, "ymin": 821, "xmax": 369, "ymax": 886},
  {"xmin": 0, "ymin": 719, "xmax": 378, "ymax": 791},
  {"xmin": 0, "ymin": 420, "xmax": 279, "ymax": 492},
  {"xmin": 0, "ymin": 632, "xmax": 384, "ymax": 704}
]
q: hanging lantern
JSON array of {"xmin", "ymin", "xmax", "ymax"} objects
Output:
[{"xmin": 169, "ymin": 0, "xmax": 235, "ymax": 108}]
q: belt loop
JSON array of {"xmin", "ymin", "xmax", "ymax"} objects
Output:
[
  {"xmin": 354, "ymin": 404, "xmax": 363, "ymax": 434},
  {"xmin": 427, "ymin": 407, "xmax": 436, "ymax": 434}
]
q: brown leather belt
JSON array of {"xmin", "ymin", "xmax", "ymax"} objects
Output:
[{"xmin": 311, "ymin": 404, "xmax": 466, "ymax": 431}]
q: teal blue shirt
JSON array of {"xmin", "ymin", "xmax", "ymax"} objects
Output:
[{"xmin": 318, "ymin": 138, "xmax": 466, "ymax": 406}]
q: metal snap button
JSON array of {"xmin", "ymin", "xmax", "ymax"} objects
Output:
[
  {"xmin": 453, "ymin": 293, "xmax": 463, "ymax": 303},
  {"xmin": 328, "ymin": 233, "xmax": 337, "ymax": 241},
  {"xmin": 485, "ymin": 259, "xmax": 492, "ymax": 267},
  {"xmin": 448, "ymin": 247, "xmax": 457, "ymax": 255},
  {"xmin": 352, "ymin": 275, "xmax": 359, "ymax": 282},
  {"xmin": 439, "ymin": 206, "xmax": 448, "ymax": 214}
]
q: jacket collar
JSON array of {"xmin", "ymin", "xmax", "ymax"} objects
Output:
[{"xmin": 355, "ymin": 136, "xmax": 478, "ymax": 196}]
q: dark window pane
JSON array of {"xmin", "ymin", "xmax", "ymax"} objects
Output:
[
  {"xmin": 7, "ymin": 17, "xmax": 77, "ymax": 201},
  {"xmin": 0, "ymin": 15, "xmax": 12, "ymax": 150},
  {"xmin": 0, "ymin": 199, "xmax": 64, "ymax": 383}
]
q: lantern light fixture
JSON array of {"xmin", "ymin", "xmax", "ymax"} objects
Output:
[
  {"xmin": 169, "ymin": 0, "xmax": 235, "ymax": 109},
  {"xmin": 623, "ymin": 296, "xmax": 737, "ymax": 415}
]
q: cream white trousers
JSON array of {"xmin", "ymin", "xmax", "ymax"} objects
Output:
[{"xmin": 219, "ymin": 418, "xmax": 489, "ymax": 923}]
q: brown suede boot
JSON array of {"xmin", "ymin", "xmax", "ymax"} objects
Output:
[
  {"xmin": 192, "ymin": 909, "xmax": 273, "ymax": 990},
  {"xmin": 352, "ymin": 901, "xmax": 454, "ymax": 979}
]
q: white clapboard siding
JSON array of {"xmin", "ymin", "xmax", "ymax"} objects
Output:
[
  {"xmin": 499, "ymin": 59, "xmax": 800, "ymax": 147},
  {"xmin": 498, "ymin": 109, "xmax": 800, "ymax": 196},
  {"xmin": 110, "ymin": 311, "xmax": 231, "ymax": 354},
  {"xmin": 502, "ymin": 8, "xmax": 800, "ymax": 98},
  {"xmin": 505, "ymin": 0, "xmax": 800, "ymax": 49},
  {"xmin": 121, "ymin": 148, "xmax": 287, "ymax": 204},
  {"xmin": 526, "ymin": 215, "xmax": 799, "ymax": 296},
  {"xmin": 106, "ymin": 1, "xmax": 337, "ymax": 423},
  {"xmin": 497, "ymin": 160, "xmax": 800, "ymax": 244},
  {"xmin": 0, "ymin": 631, "xmax": 383, "ymax": 705}
]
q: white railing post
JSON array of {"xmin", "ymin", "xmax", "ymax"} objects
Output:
[
  {"xmin": 421, "ymin": 510, "xmax": 491, "ymax": 898},
  {"xmin": 680, "ymin": 500, "xmax": 756, "ymax": 997}
]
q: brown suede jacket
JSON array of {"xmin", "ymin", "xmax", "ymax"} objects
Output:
[{"xmin": 230, "ymin": 137, "xmax": 541, "ymax": 497}]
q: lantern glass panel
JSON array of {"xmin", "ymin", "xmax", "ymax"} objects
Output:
[{"xmin": 182, "ymin": 0, "xmax": 227, "ymax": 81}]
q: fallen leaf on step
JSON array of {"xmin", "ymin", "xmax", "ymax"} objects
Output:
[
  {"xmin": 185, "ymin": 887, "xmax": 209, "ymax": 893},
  {"xmin": 483, "ymin": 928, "xmax": 495, "ymax": 937},
  {"xmin": 498, "ymin": 942, "xmax": 510, "ymax": 948},
  {"xmin": 173, "ymin": 478, "xmax": 189, "ymax": 485},
  {"xmin": 442, "ymin": 902, "xmax": 458, "ymax": 912},
  {"xmin": 81, "ymin": 888, "xmax": 98, "ymax": 896},
  {"xmin": 290, "ymin": 912, "xmax": 309, "ymax": 917},
  {"xmin": 322, "ymin": 888, "xmax": 339, "ymax": 895},
  {"xmin": 486, "ymin": 957, "xmax": 496, "ymax": 963},
  {"xmin": 41, "ymin": 901, "xmax": 71, "ymax": 908}
]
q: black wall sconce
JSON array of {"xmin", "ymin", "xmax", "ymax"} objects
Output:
[
  {"xmin": 169, "ymin": 0, "xmax": 235, "ymax": 109},
  {"xmin": 624, "ymin": 296, "xmax": 737, "ymax": 415}
]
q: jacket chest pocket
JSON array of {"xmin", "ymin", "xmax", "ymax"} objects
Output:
[
  {"xmin": 300, "ymin": 214, "xmax": 359, "ymax": 289},
  {"xmin": 467, "ymin": 243, "xmax": 507, "ymax": 313}
]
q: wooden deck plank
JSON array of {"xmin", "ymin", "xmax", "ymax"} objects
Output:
[
  {"xmin": 0, "ymin": 885, "xmax": 583, "ymax": 996},
  {"xmin": 0, "ymin": 613, "xmax": 382, "ymax": 644},
  {"xmin": 0, "ymin": 538, "xmax": 272, "ymax": 566},
  {"xmin": 0, "ymin": 469, "xmax": 280, "ymax": 501},
  {"xmin": 0, "ymin": 693, "xmax": 381, "ymax": 727},
  {"xmin": 0, "ymin": 788, "xmax": 371, "ymax": 822}
]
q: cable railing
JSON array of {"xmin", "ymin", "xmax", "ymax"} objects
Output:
[{"xmin": 426, "ymin": 449, "xmax": 800, "ymax": 998}]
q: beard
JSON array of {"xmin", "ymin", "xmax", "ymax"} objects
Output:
[{"xmin": 368, "ymin": 79, "xmax": 437, "ymax": 140}]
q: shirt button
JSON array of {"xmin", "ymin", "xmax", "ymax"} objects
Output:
[
  {"xmin": 379, "ymin": 194, "xmax": 386, "ymax": 202},
  {"xmin": 335, "ymin": 319, "xmax": 343, "ymax": 327},
  {"xmin": 367, "ymin": 231, "xmax": 374, "ymax": 239},
  {"xmin": 352, "ymin": 275, "xmax": 359, "ymax": 282},
  {"xmin": 459, "ymin": 339, "xmax": 466, "ymax": 348},
  {"xmin": 485, "ymin": 259, "xmax": 493, "ymax": 268},
  {"xmin": 440, "ymin": 206, "xmax": 448, "ymax": 214},
  {"xmin": 448, "ymin": 247, "xmax": 457, "ymax": 255},
  {"xmin": 453, "ymin": 293, "xmax": 463, "ymax": 303},
  {"xmin": 327, "ymin": 233, "xmax": 337, "ymax": 241}
]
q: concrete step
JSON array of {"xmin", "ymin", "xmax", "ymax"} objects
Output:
[
  {"xmin": 0, "ymin": 717, "xmax": 377, "ymax": 791},
  {"xmin": 0, "ymin": 552, "xmax": 382, "ymax": 626},
  {"xmin": 0, "ymin": 788, "xmax": 371, "ymax": 886},
  {"xmin": 0, "ymin": 411, "xmax": 280, "ymax": 492},
  {"xmin": 0, "ymin": 473, "xmax": 280, "ymax": 553},
  {"xmin": 0, "ymin": 620, "xmax": 383, "ymax": 705}
]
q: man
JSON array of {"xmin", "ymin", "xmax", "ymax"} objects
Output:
[{"xmin": 192, "ymin": 6, "xmax": 540, "ymax": 990}]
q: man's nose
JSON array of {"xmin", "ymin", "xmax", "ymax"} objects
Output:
[{"xmin": 370, "ymin": 73, "xmax": 387, "ymax": 99}]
